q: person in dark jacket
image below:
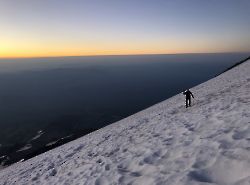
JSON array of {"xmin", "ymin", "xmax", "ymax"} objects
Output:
[{"xmin": 183, "ymin": 89, "xmax": 194, "ymax": 108}]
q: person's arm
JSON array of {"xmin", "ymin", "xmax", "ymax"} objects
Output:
[{"xmin": 191, "ymin": 92, "xmax": 194, "ymax": 98}]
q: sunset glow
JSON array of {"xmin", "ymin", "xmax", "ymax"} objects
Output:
[{"xmin": 0, "ymin": 0, "xmax": 250, "ymax": 58}]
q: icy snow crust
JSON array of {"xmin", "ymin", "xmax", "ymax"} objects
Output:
[{"xmin": 1, "ymin": 60, "xmax": 250, "ymax": 185}]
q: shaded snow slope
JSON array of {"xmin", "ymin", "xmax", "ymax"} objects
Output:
[{"xmin": 0, "ymin": 60, "xmax": 250, "ymax": 185}]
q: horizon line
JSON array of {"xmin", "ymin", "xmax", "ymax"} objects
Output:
[{"xmin": 0, "ymin": 51, "xmax": 249, "ymax": 60}]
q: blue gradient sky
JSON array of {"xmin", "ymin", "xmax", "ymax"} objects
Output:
[{"xmin": 0, "ymin": 0, "xmax": 250, "ymax": 57}]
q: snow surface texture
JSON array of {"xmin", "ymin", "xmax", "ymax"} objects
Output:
[{"xmin": 0, "ymin": 60, "xmax": 250, "ymax": 185}]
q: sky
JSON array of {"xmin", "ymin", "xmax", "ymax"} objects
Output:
[{"xmin": 0, "ymin": 0, "xmax": 250, "ymax": 58}]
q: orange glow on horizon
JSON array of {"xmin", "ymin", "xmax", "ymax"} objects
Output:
[
  {"xmin": 1, "ymin": 33, "xmax": 249, "ymax": 59},
  {"xmin": 0, "ymin": 50, "xmax": 244, "ymax": 59},
  {"xmin": 1, "ymin": 40, "xmax": 246, "ymax": 59}
]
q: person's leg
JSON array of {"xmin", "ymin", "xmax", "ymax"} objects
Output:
[{"xmin": 186, "ymin": 98, "xmax": 188, "ymax": 108}]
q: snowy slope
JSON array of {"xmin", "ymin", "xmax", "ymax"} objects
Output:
[{"xmin": 0, "ymin": 60, "xmax": 250, "ymax": 185}]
